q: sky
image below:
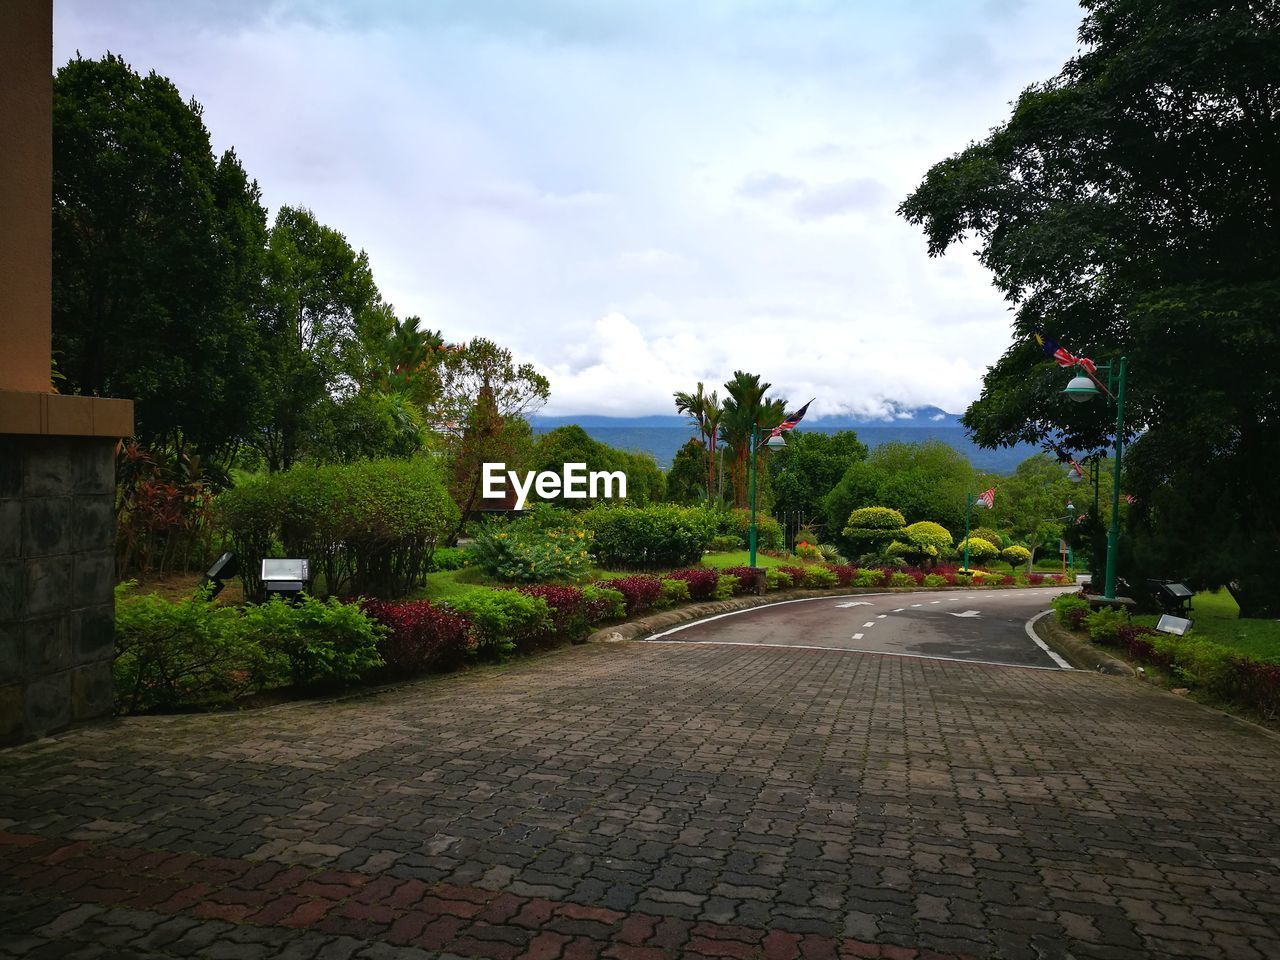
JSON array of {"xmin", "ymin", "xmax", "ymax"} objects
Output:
[{"xmin": 54, "ymin": 0, "xmax": 1085, "ymax": 420}]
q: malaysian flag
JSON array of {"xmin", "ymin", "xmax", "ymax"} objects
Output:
[
  {"xmin": 1124, "ymin": 493, "xmax": 1137, "ymax": 505},
  {"xmin": 767, "ymin": 399, "xmax": 813, "ymax": 439},
  {"xmin": 976, "ymin": 488, "xmax": 995, "ymax": 509},
  {"xmin": 1033, "ymin": 328, "xmax": 1097, "ymax": 375}
]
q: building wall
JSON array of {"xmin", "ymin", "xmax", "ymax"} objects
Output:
[{"xmin": 0, "ymin": 437, "xmax": 118, "ymax": 745}]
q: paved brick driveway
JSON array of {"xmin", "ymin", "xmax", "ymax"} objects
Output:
[{"xmin": 1, "ymin": 641, "xmax": 1278, "ymax": 960}]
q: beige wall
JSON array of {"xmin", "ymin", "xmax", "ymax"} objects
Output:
[{"xmin": 0, "ymin": 0, "xmax": 54, "ymax": 393}]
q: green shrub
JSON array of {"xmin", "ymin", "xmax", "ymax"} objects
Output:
[
  {"xmin": 970, "ymin": 527, "xmax": 1006, "ymax": 549},
  {"xmin": 1001, "ymin": 545, "xmax": 1032, "ymax": 570},
  {"xmin": 800, "ymin": 567, "xmax": 839, "ymax": 588},
  {"xmin": 956, "ymin": 536, "xmax": 999, "ymax": 565},
  {"xmin": 429, "ymin": 547, "xmax": 469, "ymax": 571},
  {"xmin": 900, "ymin": 521, "xmax": 953, "ymax": 565},
  {"xmin": 722, "ymin": 509, "xmax": 783, "ymax": 549},
  {"xmin": 1084, "ymin": 606, "xmax": 1129, "ymax": 645},
  {"xmin": 468, "ymin": 507, "xmax": 594, "ymax": 583},
  {"xmin": 1052, "ymin": 593, "xmax": 1091, "ymax": 628},
  {"xmin": 1155, "ymin": 635, "xmax": 1237, "ymax": 696},
  {"xmin": 817, "ymin": 544, "xmax": 847, "ymax": 564},
  {"xmin": 766, "ymin": 568, "xmax": 793, "ymax": 590},
  {"xmin": 714, "ymin": 575, "xmax": 738, "ymax": 600},
  {"xmin": 853, "ymin": 569, "xmax": 885, "ymax": 587},
  {"xmin": 708, "ymin": 534, "xmax": 744, "ymax": 552},
  {"xmin": 582, "ymin": 504, "xmax": 717, "ymax": 569},
  {"xmin": 446, "ymin": 590, "xmax": 552, "ymax": 656},
  {"xmin": 953, "ymin": 572, "xmax": 974, "ymax": 586},
  {"xmin": 237, "ymin": 595, "xmax": 384, "ymax": 688},
  {"xmin": 656, "ymin": 578, "xmax": 691, "ymax": 608},
  {"xmin": 113, "ymin": 582, "xmax": 262, "ymax": 714},
  {"xmin": 217, "ymin": 458, "xmax": 459, "ymax": 599},
  {"xmin": 888, "ymin": 571, "xmax": 916, "ymax": 588},
  {"xmin": 923, "ymin": 573, "xmax": 947, "ymax": 588},
  {"xmin": 582, "ymin": 585, "xmax": 626, "ymax": 621}
]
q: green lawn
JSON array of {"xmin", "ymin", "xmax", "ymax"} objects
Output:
[
  {"xmin": 1134, "ymin": 588, "xmax": 1280, "ymax": 664},
  {"xmin": 698, "ymin": 551, "xmax": 794, "ymax": 570}
]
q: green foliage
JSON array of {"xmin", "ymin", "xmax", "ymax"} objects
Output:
[
  {"xmin": 969, "ymin": 527, "xmax": 1005, "ymax": 550},
  {"xmin": 429, "ymin": 547, "xmax": 469, "ymax": 571},
  {"xmin": 818, "ymin": 544, "xmax": 847, "ymax": 564},
  {"xmin": 770, "ymin": 430, "xmax": 868, "ymax": 525},
  {"xmin": 714, "ymin": 575, "xmax": 738, "ymax": 600},
  {"xmin": 1052, "ymin": 593, "xmax": 1091, "ymax": 628},
  {"xmin": 445, "ymin": 590, "xmax": 552, "ymax": 657},
  {"xmin": 853, "ymin": 569, "xmax": 885, "ymax": 587},
  {"xmin": 657, "ymin": 578, "xmax": 691, "ymax": 607},
  {"xmin": 900, "ymin": 521, "xmax": 953, "ymax": 566},
  {"xmin": 801, "ymin": 567, "xmax": 839, "ymax": 588},
  {"xmin": 666, "ymin": 438, "xmax": 711, "ymax": 505},
  {"xmin": 900, "ymin": 2, "xmax": 1280, "ymax": 617},
  {"xmin": 582, "ymin": 585, "xmax": 626, "ymax": 621},
  {"xmin": 217, "ymin": 457, "xmax": 459, "ymax": 599},
  {"xmin": 825, "ymin": 441, "xmax": 976, "ymax": 537},
  {"xmin": 923, "ymin": 573, "xmax": 947, "ymax": 588},
  {"xmin": 307, "ymin": 390, "xmax": 425, "ymax": 463},
  {"xmin": 721, "ymin": 509, "xmax": 783, "ymax": 550},
  {"xmin": 888, "ymin": 572, "xmax": 916, "ymax": 588},
  {"xmin": 709, "ymin": 534, "xmax": 744, "ymax": 551},
  {"xmin": 957, "ymin": 537, "xmax": 999, "ymax": 564},
  {"xmin": 237, "ymin": 595, "xmax": 384, "ymax": 688},
  {"xmin": 582, "ymin": 504, "xmax": 715, "ymax": 569},
  {"xmin": 467, "ymin": 507, "xmax": 594, "ymax": 583},
  {"xmin": 53, "ymin": 54, "xmax": 269, "ymax": 461},
  {"xmin": 113, "ymin": 583, "xmax": 261, "ymax": 713},
  {"xmin": 1001, "ymin": 545, "xmax": 1033, "ymax": 569},
  {"xmin": 765, "ymin": 568, "xmax": 793, "ymax": 590},
  {"xmin": 1084, "ymin": 607, "xmax": 1129, "ymax": 645},
  {"xmin": 841, "ymin": 507, "xmax": 907, "ymax": 555},
  {"xmin": 529, "ymin": 426, "xmax": 665, "ymax": 506}
]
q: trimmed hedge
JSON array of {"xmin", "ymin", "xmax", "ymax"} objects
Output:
[
  {"xmin": 363, "ymin": 599, "xmax": 471, "ymax": 675},
  {"xmin": 217, "ymin": 458, "xmax": 458, "ymax": 599},
  {"xmin": 582, "ymin": 504, "xmax": 715, "ymax": 569},
  {"xmin": 602, "ymin": 575, "xmax": 665, "ymax": 617}
]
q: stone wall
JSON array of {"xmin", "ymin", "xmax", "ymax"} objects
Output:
[{"xmin": 1, "ymin": 435, "xmax": 116, "ymax": 745}]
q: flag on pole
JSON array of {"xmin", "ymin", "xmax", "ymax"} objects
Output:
[
  {"xmin": 767, "ymin": 399, "xmax": 813, "ymax": 439},
  {"xmin": 1033, "ymin": 328, "xmax": 1097, "ymax": 375},
  {"xmin": 1076, "ymin": 511, "xmax": 1089, "ymax": 525},
  {"xmin": 976, "ymin": 487, "xmax": 995, "ymax": 509},
  {"xmin": 1124, "ymin": 493, "xmax": 1137, "ymax": 505}
]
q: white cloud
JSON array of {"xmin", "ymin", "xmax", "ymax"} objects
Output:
[{"xmin": 54, "ymin": 0, "xmax": 1085, "ymax": 418}]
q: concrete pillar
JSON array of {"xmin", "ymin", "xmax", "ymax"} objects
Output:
[{"xmin": 0, "ymin": 0, "xmax": 134, "ymax": 745}]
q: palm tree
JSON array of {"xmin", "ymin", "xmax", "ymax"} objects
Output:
[
  {"xmin": 674, "ymin": 383, "xmax": 722, "ymax": 503},
  {"xmin": 719, "ymin": 371, "xmax": 782, "ymax": 507}
]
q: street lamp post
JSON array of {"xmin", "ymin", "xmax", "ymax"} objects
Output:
[
  {"xmin": 1064, "ymin": 356, "xmax": 1128, "ymax": 601},
  {"xmin": 747, "ymin": 424, "xmax": 786, "ymax": 570}
]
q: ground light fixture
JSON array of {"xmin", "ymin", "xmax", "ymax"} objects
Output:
[
  {"xmin": 261, "ymin": 558, "xmax": 310, "ymax": 602},
  {"xmin": 1062, "ymin": 356, "xmax": 1129, "ymax": 601},
  {"xmin": 199, "ymin": 551, "xmax": 238, "ymax": 600},
  {"xmin": 1155, "ymin": 614, "xmax": 1194, "ymax": 636}
]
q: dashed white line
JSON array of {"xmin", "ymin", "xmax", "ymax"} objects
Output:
[
  {"xmin": 852, "ymin": 633, "xmax": 864, "ymax": 640},
  {"xmin": 911, "ymin": 603, "xmax": 922, "ymax": 607},
  {"xmin": 929, "ymin": 600, "xmax": 941, "ymax": 604},
  {"xmin": 876, "ymin": 614, "xmax": 887, "ymax": 619},
  {"xmin": 892, "ymin": 608, "xmax": 905, "ymax": 613},
  {"xmin": 862, "ymin": 621, "xmax": 876, "ymax": 627}
]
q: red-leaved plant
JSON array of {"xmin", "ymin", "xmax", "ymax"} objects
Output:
[
  {"xmin": 362, "ymin": 599, "xmax": 472, "ymax": 676},
  {"xmin": 663, "ymin": 568, "xmax": 721, "ymax": 601},
  {"xmin": 601, "ymin": 575, "xmax": 664, "ymax": 616}
]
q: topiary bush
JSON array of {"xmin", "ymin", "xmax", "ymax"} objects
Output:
[
  {"xmin": 445, "ymin": 590, "xmax": 551, "ymax": 657},
  {"xmin": 970, "ymin": 527, "xmax": 1006, "ymax": 549},
  {"xmin": 217, "ymin": 458, "xmax": 459, "ymax": 599},
  {"xmin": 362, "ymin": 599, "xmax": 471, "ymax": 675},
  {"xmin": 956, "ymin": 536, "xmax": 999, "ymax": 566},
  {"xmin": 900, "ymin": 521, "xmax": 953, "ymax": 566},
  {"xmin": 1000, "ymin": 545, "xmax": 1032, "ymax": 571},
  {"xmin": 582, "ymin": 504, "xmax": 715, "ymax": 569},
  {"xmin": 842, "ymin": 507, "xmax": 907, "ymax": 554}
]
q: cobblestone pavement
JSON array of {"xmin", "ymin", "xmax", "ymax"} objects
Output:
[{"xmin": 1, "ymin": 641, "xmax": 1279, "ymax": 959}]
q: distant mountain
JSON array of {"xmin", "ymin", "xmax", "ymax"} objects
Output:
[{"xmin": 530, "ymin": 409, "xmax": 1038, "ymax": 475}]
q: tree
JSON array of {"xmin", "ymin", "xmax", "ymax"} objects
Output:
[
  {"xmin": 52, "ymin": 54, "xmax": 269, "ymax": 463},
  {"xmin": 841, "ymin": 507, "xmax": 907, "ymax": 554},
  {"xmin": 900, "ymin": 0, "xmax": 1280, "ymax": 615},
  {"xmin": 666, "ymin": 438, "xmax": 709, "ymax": 505},
  {"xmin": 770, "ymin": 430, "xmax": 868, "ymax": 529},
  {"xmin": 718, "ymin": 371, "xmax": 786, "ymax": 508},
  {"xmin": 969, "ymin": 527, "xmax": 1005, "ymax": 550},
  {"xmin": 256, "ymin": 206, "xmax": 382, "ymax": 471},
  {"xmin": 527, "ymin": 426, "xmax": 664, "ymax": 506},
  {"xmin": 824, "ymin": 440, "xmax": 976, "ymax": 535},
  {"xmin": 435, "ymin": 338, "xmax": 549, "ymax": 527},
  {"xmin": 673, "ymin": 383, "xmax": 721, "ymax": 503},
  {"xmin": 957, "ymin": 537, "xmax": 999, "ymax": 566},
  {"xmin": 1001, "ymin": 545, "xmax": 1033, "ymax": 572},
  {"xmin": 901, "ymin": 521, "xmax": 953, "ymax": 568}
]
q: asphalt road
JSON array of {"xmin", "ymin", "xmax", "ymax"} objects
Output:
[{"xmin": 645, "ymin": 585, "xmax": 1076, "ymax": 669}]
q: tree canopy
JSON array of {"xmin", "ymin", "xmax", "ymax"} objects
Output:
[
  {"xmin": 899, "ymin": 0, "xmax": 1280, "ymax": 615},
  {"xmin": 824, "ymin": 440, "xmax": 978, "ymax": 535},
  {"xmin": 770, "ymin": 430, "xmax": 868, "ymax": 527}
]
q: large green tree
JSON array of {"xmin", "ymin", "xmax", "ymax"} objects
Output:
[
  {"xmin": 53, "ymin": 54, "xmax": 268, "ymax": 462},
  {"xmin": 900, "ymin": 0, "xmax": 1280, "ymax": 615},
  {"xmin": 528, "ymin": 425, "xmax": 665, "ymax": 506},
  {"xmin": 769, "ymin": 430, "xmax": 868, "ymax": 529},
  {"xmin": 824, "ymin": 440, "xmax": 977, "ymax": 538}
]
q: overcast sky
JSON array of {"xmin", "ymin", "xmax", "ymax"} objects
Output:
[{"xmin": 55, "ymin": 0, "xmax": 1084, "ymax": 419}]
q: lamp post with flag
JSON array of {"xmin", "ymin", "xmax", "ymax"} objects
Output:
[
  {"xmin": 748, "ymin": 400, "xmax": 813, "ymax": 572},
  {"xmin": 962, "ymin": 487, "xmax": 996, "ymax": 574},
  {"xmin": 1037, "ymin": 329, "xmax": 1129, "ymax": 601}
]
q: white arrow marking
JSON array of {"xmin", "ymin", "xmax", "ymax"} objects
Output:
[
  {"xmin": 835, "ymin": 601, "xmax": 873, "ymax": 608},
  {"xmin": 949, "ymin": 610, "xmax": 982, "ymax": 618}
]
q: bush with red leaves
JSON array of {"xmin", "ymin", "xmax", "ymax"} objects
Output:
[
  {"xmin": 601, "ymin": 575, "xmax": 664, "ymax": 616},
  {"xmin": 664, "ymin": 568, "xmax": 721, "ymax": 600},
  {"xmin": 517, "ymin": 584, "xmax": 597, "ymax": 641},
  {"xmin": 362, "ymin": 599, "xmax": 472, "ymax": 676}
]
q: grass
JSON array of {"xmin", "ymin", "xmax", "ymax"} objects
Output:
[
  {"xmin": 698, "ymin": 550, "xmax": 794, "ymax": 570},
  {"xmin": 1134, "ymin": 588, "xmax": 1280, "ymax": 664}
]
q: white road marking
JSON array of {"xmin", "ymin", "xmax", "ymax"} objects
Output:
[
  {"xmin": 852, "ymin": 633, "xmax": 864, "ymax": 640},
  {"xmin": 929, "ymin": 600, "xmax": 941, "ymax": 604},
  {"xmin": 834, "ymin": 601, "xmax": 873, "ymax": 608},
  {"xmin": 911, "ymin": 603, "xmax": 923, "ymax": 607},
  {"xmin": 876, "ymin": 614, "xmax": 887, "ymax": 619},
  {"xmin": 892, "ymin": 608, "xmax": 905, "ymax": 613},
  {"xmin": 949, "ymin": 610, "xmax": 982, "ymax": 618},
  {"xmin": 862, "ymin": 621, "xmax": 876, "ymax": 627},
  {"xmin": 645, "ymin": 639, "xmax": 1064, "ymax": 671},
  {"xmin": 1025, "ymin": 610, "xmax": 1073, "ymax": 669},
  {"xmin": 645, "ymin": 592, "xmax": 897, "ymax": 640}
]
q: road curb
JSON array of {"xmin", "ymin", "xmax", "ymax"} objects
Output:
[{"xmin": 1033, "ymin": 613, "xmax": 1135, "ymax": 676}]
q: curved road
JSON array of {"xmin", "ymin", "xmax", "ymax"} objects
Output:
[{"xmin": 645, "ymin": 585, "xmax": 1075, "ymax": 669}]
